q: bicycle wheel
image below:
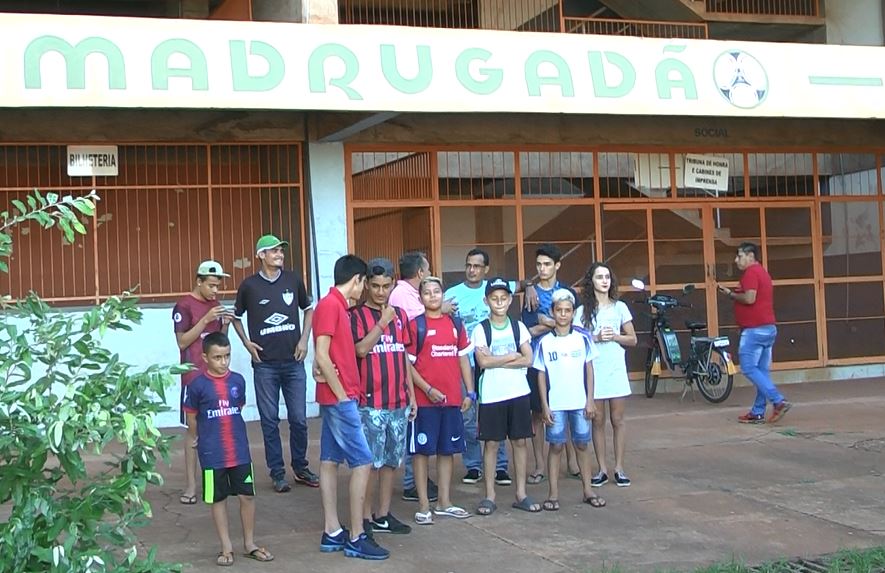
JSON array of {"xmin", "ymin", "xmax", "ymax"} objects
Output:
[
  {"xmin": 644, "ymin": 343, "xmax": 661, "ymax": 398},
  {"xmin": 695, "ymin": 347, "xmax": 734, "ymax": 403}
]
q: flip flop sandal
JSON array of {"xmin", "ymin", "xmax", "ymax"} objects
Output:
[
  {"xmin": 512, "ymin": 496, "xmax": 542, "ymax": 513},
  {"xmin": 584, "ymin": 495, "xmax": 607, "ymax": 508},
  {"xmin": 527, "ymin": 472, "xmax": 545, "ymax": 485},
  {"xmin": 243, "ymin": 547, "xmax": 274, "ymax": 562},
  {"xmin": 179, "ymin": 494, "xmax": 197, "ymax": 505},
  {"xmin": 433, "ymin": 505, "xmax": 470, "ymax": 519},
  {"xmin": 216, "ymin": 552, "xmax": 234, "ymax": 567},
  {"xmin": 476, "ymin": 498, "xmax": 497, "ymax": 516},
  {"xmin": 415, "ymin": 510, "xmax": 434, "ymax": 525},
  {"xmin": 542, "ymin": 499, "xmax": 560, "ymax": 511},
  {"xmin": 568, "ymin": 471, "xmax": 582, "ymax": 480}
]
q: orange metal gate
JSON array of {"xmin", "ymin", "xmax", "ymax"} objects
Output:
[
  {"xmin": 0, "ymin": 143, "xmax": 305, "ymax": 304},
  {"xmin": 347, "ymin": 146, "xmax": 885, "ymax": 372}
]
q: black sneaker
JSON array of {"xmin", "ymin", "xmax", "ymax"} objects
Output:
[
  {"xmin": 462, "ymin": 469, "xmax": 482, "ymax": 484},
  {"xmin": 614, "ymin": 471, "xmax": 631, "ymax": 487},
  {"xmin": 590, "ymin": 471, "xmax": 608, "ymax": 488},
  {"xmin": 293, "ymin": 467, "xmax": 320, "ymax": 488},
  {"xmin": 319, "ymin": 528, "xmax": 349, "ymax": 553},
  {"xmin": 402, "ymin": 482, "xmax": 439, "ymax": 502},
  {"xmin": 362, "ymin": 519, "xmax": 375, "ymax": 540},
  {"xmin": 371, "ymin": 513, "xmax": 412, "ymax": 535},
  {"xmin": 272, "ymin": 477, "xmax": 291, "ymax": 493},
  {"xmin": 494, "ymin": 470, "xmax": 512, "ymax": 486},
  {"xmin": 344, "ymin": 533, "xmax": 390, "ymax": 560}
]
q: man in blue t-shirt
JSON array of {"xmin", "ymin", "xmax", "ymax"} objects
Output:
[
  {"xmin": 184, "ymin": 332, "xmax": 274, "ymax": 565},
  {"xmin": 445, "ymin": 248, "xmax": 537, "ymax": 487},
  {"xmin": 521, "ymin": 244, "xmax": 578, "ymax": 485}
]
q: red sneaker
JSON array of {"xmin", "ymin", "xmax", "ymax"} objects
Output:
[
  {"xmin": 737, "ymin": 412, "xmax": 765, "ymax": 424},
  {"xmin": 767, "ymin": 401, "xmax": 793, "ymax": 423}
]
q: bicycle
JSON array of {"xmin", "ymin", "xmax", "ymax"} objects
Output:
[{"xmin": 631, "ymin": 280, "xmax": 736, "ymax": 404}]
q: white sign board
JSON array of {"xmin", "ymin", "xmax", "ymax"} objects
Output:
[
  {"xmin": 3, "ymin": 13, "xmax": 885, "ymax": 118},
  {"xmin": 684, "ymin": 154, "xmax": 729, "ymax": 192},
  {"xmin": 67, "ymin": 145, "xmax": 118, "ymax": 177}
]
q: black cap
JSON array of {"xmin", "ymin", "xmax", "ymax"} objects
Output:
[
  {"xmin": 368, "ymin": 257, "xmax": 395, "ymax": 279},
  {"xmin": 485, "ymin": 277, "xmax": 512, "ymax": 296}
]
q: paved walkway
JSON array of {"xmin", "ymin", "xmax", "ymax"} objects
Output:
[{"xmin": 142, "ymin": 379, "xmax": 885, "ymax": 572}]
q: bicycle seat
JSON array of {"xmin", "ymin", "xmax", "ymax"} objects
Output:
[{"xmin": 685, "ymin": 320, "xmax": 707, "ymax": 331}]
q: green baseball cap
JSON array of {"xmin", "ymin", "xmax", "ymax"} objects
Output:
[{"xmin": 255, "ymin": 234, "xmax": 288, "ymax": 254}]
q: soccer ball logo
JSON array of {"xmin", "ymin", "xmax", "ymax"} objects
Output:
[{"xmin": 713, "ymin": 50, "xmax": 768, "ymax": 109}]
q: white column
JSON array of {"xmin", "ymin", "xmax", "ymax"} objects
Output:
[{"xmin": 304, "ymin": 142, "xmax": 348, "ymax": 416}]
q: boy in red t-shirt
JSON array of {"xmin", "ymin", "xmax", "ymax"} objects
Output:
[
  {"xmin": 407, "ymin": 276, "xmax": 475, "ymax": 525},
  {"xmin": 313, "ymin": 255, "xmax": 389, "ymax": 561},
  {"xmin": 172, "ymin": 260, "xmax": 232, "ymax": 505}
]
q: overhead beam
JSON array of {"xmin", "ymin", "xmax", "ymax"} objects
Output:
[{"xmin": 316, "ymin": 111, "xmax": 400, "ymax": 142}]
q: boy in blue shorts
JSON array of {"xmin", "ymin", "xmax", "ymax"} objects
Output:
[
  {"xmin": 533, "ymin": 290, "xmax": 607, "ymax": 510},
  {"xmin": 314, "ymin": 255, "xmax": 389, "ymax": 560},
  {"xmin": 184, "ymin": 332, "xmax": 274, "ymax": 566},
  {"xmin": 407, "ymin": 276, "xmax": 475, "ymax": 524}
]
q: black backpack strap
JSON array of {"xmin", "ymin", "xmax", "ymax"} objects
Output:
[
  {"xmin": 414, "ymin": 314, "xmax": 427, "ymax": 355},
  {"xmin": 511, "ymin": 319, "xmax": 522, "ymax": 350}
]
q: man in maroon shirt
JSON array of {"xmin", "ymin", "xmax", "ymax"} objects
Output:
[
  {"xmin": 717, "ymin": 243, "xmax": 792, "ymax": 424},
  {"xmin": 172, "ymin": 260, "xmax": 232, "ymax": 504}
]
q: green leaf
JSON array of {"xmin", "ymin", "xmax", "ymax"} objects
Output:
[
  {"xmin": 11, "ymin": 199, "xmax": 27, "ymax": 215},
  {"xmin": 46, "ymin": 192, "xmax": 59, "ymax": 204},
  {"xmin": 71, "ymin": 199, "xmax": 96, "ymax": 216},
  {"xmin": 26, "ymin": 195, "xmax": 37, "ymax": 209}
]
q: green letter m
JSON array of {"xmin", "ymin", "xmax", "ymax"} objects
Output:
[{"xmin": 24, "ymin": 36, "xmax": 126, "ymax": 90}]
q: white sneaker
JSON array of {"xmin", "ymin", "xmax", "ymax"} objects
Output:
[{"xmin": 414, "ymin": 510, "xmax": 433, "ymax": 525}]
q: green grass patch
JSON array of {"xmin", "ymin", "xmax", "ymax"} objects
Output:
[{"xmin": 589, "ymin": 546, "xmax": 885, "ymax": 573}]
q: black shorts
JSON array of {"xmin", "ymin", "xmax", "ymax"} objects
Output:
[
  {"xmin": 477, "ymin": 394, "xmax": 534, "ymax": 442},
  {"xmin": 202, "ymin": 463, "xmax": 255, "ymax": 504},
  {"xmin": 527, "ymin": 369, "xmax": 543, "ymax": 414}
]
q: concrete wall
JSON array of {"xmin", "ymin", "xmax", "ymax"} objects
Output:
[
  {"xmin": 826, "ymin": 0, "xmax": 884, "ymax": 45},
  {"xmin": 251, "ymin": 0, "xmax": 338, "ymax": 23}
]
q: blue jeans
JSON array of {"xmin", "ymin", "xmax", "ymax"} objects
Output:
[
  {"xmin": 462, "ymin": 401, "xmax": 508, "ymax": 472},
  {"xmin": 545, "ymin": 410, "xmax": 591, "ymax": 446},
  {"xmin": 320, "ymin": 400, "xmax": 373, "ymax": 468},
  {"xmin": 738, "ymin": 325, "xmax": 784, "ymax": 416},
  {"xmin": 253, "ymin": 361, "xmax": 308, "ymax": 480}
]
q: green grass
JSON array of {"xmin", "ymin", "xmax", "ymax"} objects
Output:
[{"xmin": 590, "ymin": 546, "xmax": 885, "ymax": 573}]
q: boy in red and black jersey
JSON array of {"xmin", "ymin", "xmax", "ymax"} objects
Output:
[
  {"xmin": 184, "ymin": 332, "xmax": 273, "ymax": 566},
  {"xmin": 350, "ymin": 258, "xmax": 417, "ymax": 536},
  {"xmin": 406, "ymin": 276, "xmax": 475, "ymax": 525}
]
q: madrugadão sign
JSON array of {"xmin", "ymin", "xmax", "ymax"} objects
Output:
[{"xmin": 2, "ymin": 13, "xmax": 884, "ymax": 118}]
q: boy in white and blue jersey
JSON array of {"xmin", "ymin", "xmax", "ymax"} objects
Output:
[
  {"xmin": 533, "ymin": 290, "xmax": 606, "ymax": 510},
  {"xmin": 521, "ymin": 244, "xmax": 578, "ymax": 483}
]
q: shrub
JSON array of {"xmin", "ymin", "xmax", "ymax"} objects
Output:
[{"xmin": 0, "ymin": 190, "xmax": 183, "ymax": 572}]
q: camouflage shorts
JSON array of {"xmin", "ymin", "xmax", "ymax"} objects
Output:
[{"xmin": 358, "ymin": 406, "xmax": 409, "ymax": 469}]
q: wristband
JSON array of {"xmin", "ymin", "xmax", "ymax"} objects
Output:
[
  {"xmin": 466, "ymin": 391, "xmax": 477, "ymax": 401},
  {"xmin": 425, "ymin": 385, "xmax": 434, "ymax": 396}
]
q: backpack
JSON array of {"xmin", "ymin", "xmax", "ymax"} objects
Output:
[
  {"xmin": 475, "ymin": 318, "xmax": 525, "ymax": 386},
  {"xmin": 413, "ymin": 314, "xmax": 465, "ymax": 356}
]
